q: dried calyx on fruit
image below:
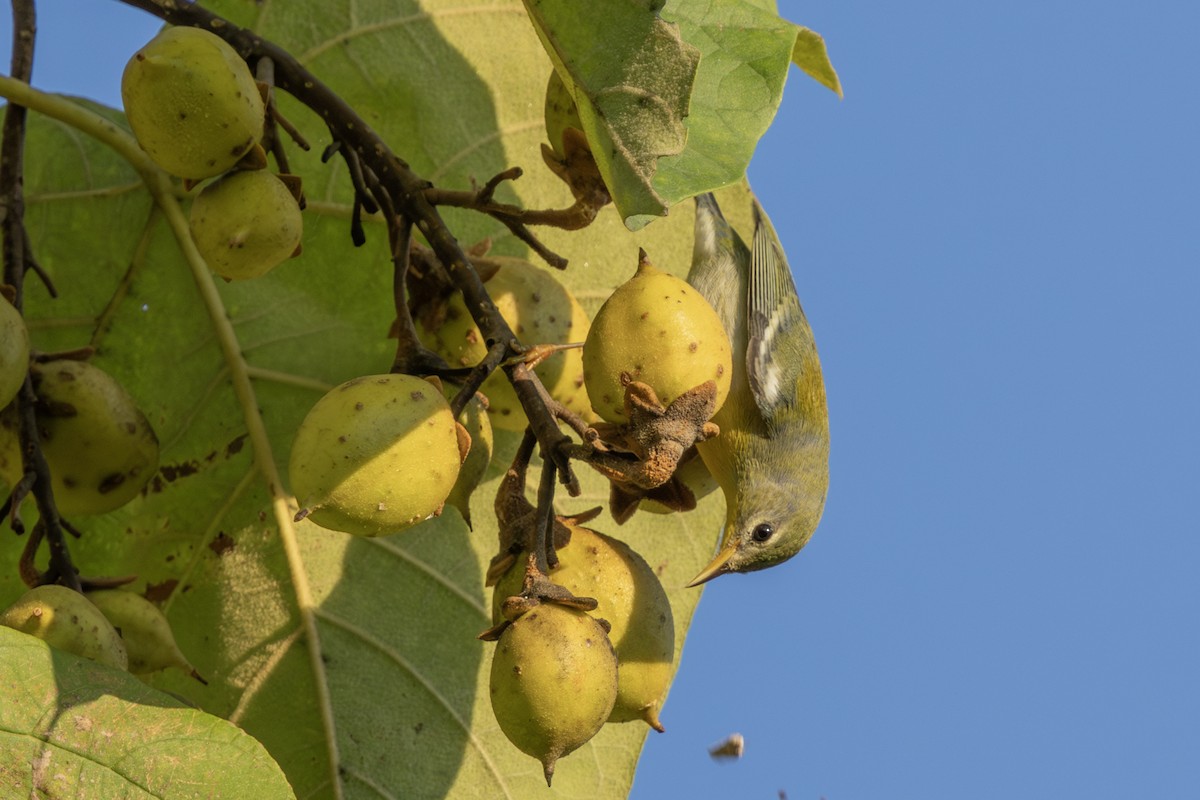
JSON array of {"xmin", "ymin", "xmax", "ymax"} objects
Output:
[
  {"xmin": 0, "ymin": 359, "xmax": 159, "ymax": 516},
  {"xmin": 122, "ymin": 26, "xmax": 266, "ymax": 182},
  {"xmin": 1, "ymin": 585, "xmax": 128, "ymax": 670},
  {"xmin": 289, "ymin": 374, "xmax": 466, "ymax": 536}
]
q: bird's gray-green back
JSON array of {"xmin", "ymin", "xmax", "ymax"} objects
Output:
[{"xmin": 686, "ymin": 192, "xmax": 830, "ymax": 575}]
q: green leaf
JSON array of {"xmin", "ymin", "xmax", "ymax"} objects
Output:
[
  {"xmin": 0, "ymin": 0, "xmax": 752, "ymax": 796},
  {"xmin": 0, "ymin": 626, "xmax": 294, "ymax": 799},
  {"xmin": 793, "ymin": 26, "xmax": 843, "ymax": 97},
  {"xmin": 522, "ymin": 0, "xmax": 700, "ymax": 229}
]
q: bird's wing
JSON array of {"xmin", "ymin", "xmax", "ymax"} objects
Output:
[{"xmin": 746, "ymin": 196, "xmax": 809, "ymax": 426}]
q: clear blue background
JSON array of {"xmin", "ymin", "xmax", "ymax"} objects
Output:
[{"xmin": 5, "ymin": 2, "xmax": 1198, "ymax": 798}]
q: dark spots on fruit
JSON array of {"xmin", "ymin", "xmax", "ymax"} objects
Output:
[
  {"xmin": 338, "ymin": 435, "xmax": 347, "ymax": 444},
  {"xmin": 355, "ymin": 402, "xmax": 364, "ymax": 411},
  {"xmin": 62, "ymin": 475, "xmax": 78, "ymax": 489},
  {"xmin": 500, "ymin": 408, "xmax": 511, "ymax": 416},
  {"xmin": 512, "ymin": 665, "xmax": 523, "ymax": 676},
  {"xmin": 640, "ymin": 311, "xmax": 650, "ymax": 321},
  {"xmin": 465, "ymin": 329, "xmax": 479, "ymax": 345},
  {"xmin": 123, "ymin": 421, "xmax": 138, "ymax": 435},
  {"xmin": 178, "ymin": 111, "xmax": 187, "ymax": 120},
  {"xmin": 548, "ymin": 315, "xmax": 557, "ymax": 324},
  {"xmin": 516, "ymin": 324, "xmax": 525, "ymax": 335},
  {"xmin": 410, "ymin": 391, "xmax": 425, "ymax": 401},
  {"xmin": 98, "ymin": 473, "xmax": 127, "ymax": 494},
  {"xmin": 688, "ymin": 342, "xmax": 699, "ymax": 353},
  {"xmin": 208, "ymin": 531, "xmax": 235, "ymax": 556},
  {"xmin": 56, "ymin": 369, "xmax": 76, "ymax": 382},
  {"xmin": 716, "ymin": 365, "xmax": 725, "ymax": 378}
]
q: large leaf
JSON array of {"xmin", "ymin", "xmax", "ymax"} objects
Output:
[
  {"xmin": 0, "ymin": 626, "xmax": 294, "ymax": 799},
  {"xmin": 0, "ymin": 0, "xmax": 765, "ymax": 796},
  {"xmin": 526, "ymin": 0, "xmax": 840, "ymax": 228},
  {"xmin": 522, "ymin": 0, "xmax": 699, "ymax": 228}
]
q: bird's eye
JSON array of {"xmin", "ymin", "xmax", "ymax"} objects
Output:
[{"xmin": 751, "ymin": 523, "xmax": 774, "ymax": 543}]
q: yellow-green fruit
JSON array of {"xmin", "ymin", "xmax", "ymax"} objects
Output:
[
  {"xmin": 544, "ymin": 69, "xmax": 583, "ymax": 160},
  {"xmin": 86, "ymin": 590, "xmax": 197, "ymax": 677},
  {"xmin": 289, "ymin": 374, "xmax": 462, "ymax": 536},
  {"xmin": 419, "ymin": 257, "xmax": 591, "ymax": 431},
  {"xmin": 490, "ymin": 603, "xmax": 618, "ymax": 785},
  {"xmin": 122, "ymin": 26, "xmax": 264, "ymax": 181},
  {"xmin": 189, "ymin": 169, "xmax": 303, "ymax": 280},
  {"xmin": 493, "ymin": 525, "xmax": 674, "ymax": 730},
  {"xmin": 583, "ymin": 254, "xmax": 733, "ymax": 424},
  {"xmin": 0, "ymin": 360, "xmax": 159, "ymax": 516},
  {"xmin": 0, "ymin": 298, "xmax": 29, "ymax": 409},
  {"xmin": 443, "ymin": 390, "xmax": 493, "ymax": 527},
  {"xmin": 1, "ymin": 585, "xmax": 128, "ymax": 670}
]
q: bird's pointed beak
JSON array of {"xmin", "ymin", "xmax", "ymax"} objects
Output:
[{"xmin": 686, "ymin": 541, "xmax": 738, "ymax": 588}]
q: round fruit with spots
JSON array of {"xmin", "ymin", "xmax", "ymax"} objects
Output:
[
  {"xmin": 583, "ymin": 250, "xmax": 732, "ymax": 424},
  {"xmin": 419, "ymin": 257, "xmax": 591, "ymax": 431},
  {"xmin": 0, "ymin": 360, "xmax": 159, "ymax": 516},
  {"xmin": 288, "ymin": 373, "xmax": 464, "ymax": 536},
  {"xmin": 122, "ymin": 25, "xmax": 265, "ymax": 181},
  {"xmin": 1, "ymin": 585, "xmax": 129, "ymax": 670},
  {"xmin": 189, "ymin": 169, "xmax": 303, "ymax": 281},
  {"xmin": 489, "ymin": 602, "xmax": 618, "ymax": 785}
]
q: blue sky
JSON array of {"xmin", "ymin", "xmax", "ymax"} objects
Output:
[{"xmin": 5, "ymin": 2, "xmax": 1199, "ymax": 798}]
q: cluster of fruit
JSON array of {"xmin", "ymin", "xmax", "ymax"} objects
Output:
[
  {"xmin": 122, "ymin": 26, "xmax": 303, "ymax": 281},
  {"xmin": 0, "ymin": 583, "xmax": 199, "ymax": 680},
  {"xmin": 487, "ymin": 523, "xmax": 674, "ymax": 784}
]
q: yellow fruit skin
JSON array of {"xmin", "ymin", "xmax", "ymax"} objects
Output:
[
  {"xmin": 189, "ymin": 170, "xmax": 303, "ymax": 280},
  {"xmin": 443, "ymin": 390, "xmax": 493, "ymax": 526},
  {"xmin": 0, "ymin": 360, "xmax": 159, "ymax": 516},
  {"xmin": 86, "ymin": 590, "xmax": 196, "ymax": 676},
  {"xmin": 493, "ymin": 525, "xmax": 674, "ymax": 730},
  {"xmin": 289, "ymin": 374, "xmax": 461, "ymax": 536},
  {"xmin": 1, "ymin": 585, "xmax": 129, "ymax": 670},
  {"xmin": 420, "ymin": 257, "xmax": 591, "ymax": 431},
  {"xmin": 0, "ymin": 298, "xmax": 29, "ymax": 409},
  {"xmin": 490, "ymin": 603, "xmax": 618, "ymax": 783},
  {"xmin": 583, "ymin": 258, "xmax": 733, "ymax": 424},
  {"xmin": 122, "ymin": 26, "xmax": 264, "ymax": 181}
]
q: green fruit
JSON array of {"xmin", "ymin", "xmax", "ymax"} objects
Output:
[
  {"xmin": 544, "ymin": 69, "xmax": 583, "ymax": 160},
  {"xmin": 122, "ymin": 26, "xmax": 265, "ymax": 181},
  {"xmin": 289, "ymin": 374, "xmax": 462, "ymax": 536},
  {"xmin": 189, "ymin": 169, "xmax": 303, "ymax": 280},
  {"xmin": 443, "ymin": 390, "xmax": 493, "ymax": 527},
  {"xmin": 86, "ymin": 590, "xmax": 198, "ymax": 677},
  {"xmin": 490, "ymin": 603, "xmax": 618, "ymax": 785},
  {"xmin": 1, "ymin": 585, "xmax": 128, "ymax": 670},
  {"xmin": 0, "ymin": 360, "xmax": 159, "ymax": 516},
  {"xmin": 493, "ymin": 525, "xmax": 675, "ymax": 731},
  {"xmin": 0, "ymin": 297, "xmax": 29, "ymax": 409},
  {"xmin": 583, "ymin": 252, "xmax": 733, "ymax": 424},
  {"xmin": 420, "ymin": 257, "xmax": 591, "ymax": 431}
]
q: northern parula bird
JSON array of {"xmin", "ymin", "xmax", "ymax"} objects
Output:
[{"xmin": 685, "ymin": 191, "xmax": 830, "ymax": 586}]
